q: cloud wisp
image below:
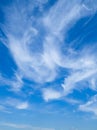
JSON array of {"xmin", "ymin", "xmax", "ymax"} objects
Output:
[
  {"xmin": 0, "ymin": 97, "xmax": 29, "ymax": 110},
  {"xmin": 79, "ymin": 95, "xmax": 97, "ymax": 115},
  {"xmin": 0, "ymin": 122, "xmax": 55, "ymax": 130},
  {"xmin": 0, "ymin": 0, "xmax": 97, "ymax": 116},
  {"xmin": 0, "ymin": 72, "xmax": 23, "ymax": 92}
]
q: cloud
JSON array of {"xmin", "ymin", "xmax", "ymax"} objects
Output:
[
  {"xmin": 79, "ymin": 95, "xmax": 97, "ymax": 115},
  {"xmin": 1, "ymin": 97, "xmax": 29, "ymax": 110},
  {"xmin": 0, "ymin": 122, "xmax": 55, "ymax": 130},
  {"xmin": 0, "ymin": 72, "xmax": 23, "ymax": 92},
  {"xmin": 64, "ymin": 97, "xmax": 81, "ymax": 105},
  {"xmin": 42, "ymin": 88, "xmax": 62, "ymax": 101},
  {"xmin": 1, "ymin": 0, "xmax": 96, "ymax": 83},
  {"xmin": 43, "ymin": 0, "xmax": 97, "ymax": 37},
  {"xmin": 0, "ymin": 0, "xmax": 97, "ymax": 108},
  {"xmin": 42, "ymin": 53, "xmax": 97, "ymax": 101},
  {"xmin": 0, "ymin": 105, "xmax": 12, "ymax": 113},
  {"xmin": 44, "ymin": 0, "xmax": 82, "ymax": 36},
  {"xmin": 62, "ymin": 65, "xmax": 97, "ymax": 96},
  {"xmin": 83, "ymin": 0, "xmax": 97, "ymax": 11}
]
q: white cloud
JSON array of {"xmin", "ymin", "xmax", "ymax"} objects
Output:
[
  {"xmin": 0, "ymin": 72, "xmax": 23, "ymax": 92},
  {"xmin": 83, "ymin": 0, "xmax": 97, "ymax": 11},
  {"xmin": 1, "ymin": 0, "xmax": 97, "ymax": 105},
  {"xmin": 2, "ymin": 0, "xmax": 97, "ymax": 84},
  {"xmin": 0, "ymin": 122, "xmax": 55, "ymax": 130},
  {"xmin": 79, "ymin": 95, "xmax": 97, "ymax": 115},
  {"xmin": 42, "ymin": 88, "xmax": 62, "ymax": 101},
  {"xmin": 4, "ymin": 98, "xmax": 29, "ymax": 110},
  {"xmin": 62, "ymin": 66, "xmax": 97, "ymax": 96},
  {"xmin": 44, "ymin": 0, "xmax": 82, "ymax": 36},
  {"xmin": 16, "ymin": 102, "xmax": 29, "ymax": 110},
  {"xmin": 43, "ymin": 0, "xmax": 97, "ymax": 37},
  {"xmin": 0, "ymin": 105, "xmax": 11, "ymax": 113},
  {"xmin": 0, "ymin": 105, "xmax": 12, "ymax": 113},
  {"xmin": 42, "ymin": 53, "xmax": 97, "ymax": 101},
  {"xmin": 64, "ymin": 97, "xmax": 81, "ymax": 105}
]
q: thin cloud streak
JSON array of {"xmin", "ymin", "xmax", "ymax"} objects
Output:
[
  {"xmin": 0, "ymin": 97, "xmax": 29, "ymax": 110},
  {"xmin": 0, "ymin": 0, "xmax": 97, "ymax": 116},
  {"xmin": 0, "ymin": 122, "xmax": 55, "ymax": 130},
  {"xmin": 0, "ymin": 73, "xmax": 23, "ymax": 92},
  {"xmin": 79, "ymin": 95, "xmax": 97, "ymax": 115},
  {"xmin": 1, "ymin": 0, "xmax": 97, "ymax": 83}
]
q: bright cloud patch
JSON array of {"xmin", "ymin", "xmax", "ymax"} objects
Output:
[
  {"xmin": 42, "ymin": 88, "xmax": 62, "ymax": 101},
  {"xmin": 0, "ymin": 0, "xmax": 97, "ymax": 121},
  {"xmin": 79, "ymin": 95, "xmax": 97, "ymax": 115}
]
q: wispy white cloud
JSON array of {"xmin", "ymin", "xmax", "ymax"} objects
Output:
[
  {"xmin": 0, "ymin": 122, "xmax": 55, "ymax": 130},
  {"xmin": 0, "ymin": 105, "xmax": 12, "ymax": 113},
  {"xmin": 1, "ymin": 0, "xmax": 96, "ymax": 83},
  {"xmin": 79, "ymin": 95, "xmax": 97, "ymax": 115},
  {"xmin": 43, "ymin": 0, "xmax": 97, "ymax": 38},
  {"xmin": 42, "ymin": 88, "xmax": 62, "ymax": 101},
  {"xmin": 62, "ymin": 66, "xmax": 97, "ymax": 96},
  {"xmin": 64, "ymin": 97, "xmax": 81, "ymax": 105},
  {"xmin": 0, "ymin": 72, "xmax": 23, "ymax": 92},
  {"xmin": 44, "ymin": 0, "xmax": 82, "ymax": 36},
  {"xmin": 1, "ymin": 97, "xmax": 29, "ymax": 110},
  {"xmin": 83, "ymin": 0, "xmax": 97, "ymax": 11},
  {"xmin": 1, "ymin": 0, "xmax": 97, "ymax": 109},
  {"xmin": 7, "ymin": 98, "xmax": 29, "ymax": 110}
]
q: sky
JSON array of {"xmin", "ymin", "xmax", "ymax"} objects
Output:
[{"xmin": 0, "ymin": 0, "xmax": 97, "ymax": 130}]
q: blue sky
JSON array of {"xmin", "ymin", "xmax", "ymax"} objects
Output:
[{"xmin": 0, "ymin": 0, "xmax": 97, "ymax": 130}]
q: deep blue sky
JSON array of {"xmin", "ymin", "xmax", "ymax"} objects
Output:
[{"xmin": 0, "ymin": 0, "xmax": 97, "ymax": 130}]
